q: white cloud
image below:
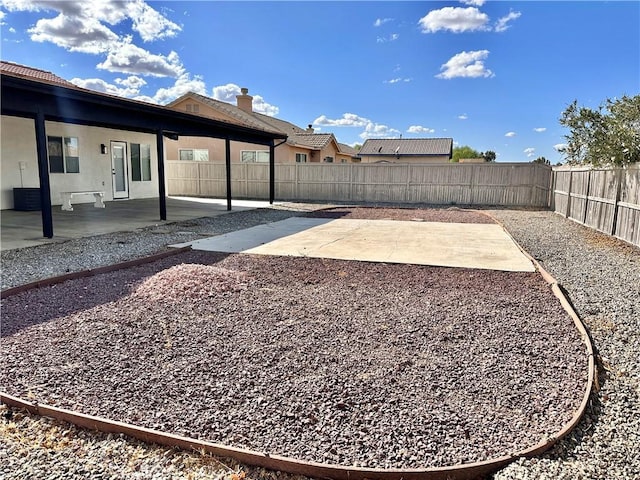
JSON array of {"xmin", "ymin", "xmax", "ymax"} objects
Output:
[
  {"xmin": 149, "ymin": 74, "xmax": 206, "ymax": 105},
  {"xmin": 125, "ymin": 0, "xmax": 181, "ymax": 42},
  {"xmin": 407, "ymin": 125, "xmax": 435, "ymax": 134},
  {"xmin": 252, "ymin": 95, "xmax": 279, "ymax": 116},
  {"xmin": 495, "ymin": 11, "xmax": 522, "ymax": 33},
  {"xmin": 9, "ymin": 26, "xmax": 16, "ymax": 32},
  {"xmin": 419, "ymin": 7, "xmax": 489, "ymax": 34},
  {"xmin": 554, "ymin": 143, "xmax": 568, "ymax": 152},
  {"xmin": 505, "ymin": 131, "xmax": 516, "ymax": 137},
  {"xmin": 3, "ymin": 0, "xmax": 184, "ymax": 77},
  {"xmin": 533, "ymin": 127, "xmax": 547, "ymax": 132},
  {"xmin": 312, "ymin": 113, "xmax": 399, "ymax": 139},
  {"xmin": 70, "ymin": 75, "xmax": 147, "ymax": 97},
  {"xmin": 359, "ymin": 122, "xmax": 401, "ymax": 140},
  {"xmin": 460, "ymin": 0, "xmax": 485, "ymax": 5},
  {"xmin": 376, "ymin": 33, "xmax": 399, "ymax": 43},
  {"xmin": 373, "ymin": 17, "xmax": 392, "ymax": 27},
  {"xmin": 524, "ymin": 147, "xmax": 536, "ymax": 157},
  {"xmin": 384, "ymin": 77, "xmax": 411, "ymax": 84},
  {"xmin": 436, "ymin": 50, "xmax": 494, "ymax": 79},
  {"xmin": 29, "ymin": 12, "xmax": 120, "ymax": 53},
  {"xmin": 97, "ymin": 42, "xmax": 183, "ymax": 77},
  {"xmin": 69, "ymin": 73, "xmax": 207, "ymax": 105},
  {"xmin": 313, "ymin": 113, "xmax": 370, "ymax": 127},
  {"xmin": 458, "ymin": 113, "xmax": 468, "ymax": 120},
  {"xmin": 212, "ymin": 83, "xmax": 279, "ymax": 116}
]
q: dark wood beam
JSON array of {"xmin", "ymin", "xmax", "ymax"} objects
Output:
[
  {"xmin": 34, "ymin": 111, "xmax": 53, "ymax": 238},
  {"xmin": 225, "ymin": 138, "xmax": 232, "ymax": 211}
]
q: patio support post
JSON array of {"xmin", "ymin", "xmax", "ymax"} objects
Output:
[
  {"xmin": 156, "ymin": 130, "xmax": 167, "ymax": 220},
  {"xmin": 269, "ymin": 140, "xmax": 275, "ymax": 204},
  {"xmin": 34, "ymin": 110, "xmax": 54, "ymax": 238},
  {"xmin": 225, "ymin": 137, "xmax": 232, "ymax": 211}
]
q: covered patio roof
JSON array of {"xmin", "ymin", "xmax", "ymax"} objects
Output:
[{"xmin": 0, "ymin": 70, "xmax": 287, "ymax": 238}]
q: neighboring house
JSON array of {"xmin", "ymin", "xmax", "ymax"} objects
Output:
[
  {"xmin": 165, "ymin": 90, "xmax": 358, "ymax": 164},
  {"xmin": 0, "ymin": 61, "xmax": 285, "ymax": 237},
  {"xmin": 358, "ymin": 138, "xmax": 453, "ymax": 164}
]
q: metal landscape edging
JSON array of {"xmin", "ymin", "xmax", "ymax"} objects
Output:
[{"xmin": 1, "ymin": 209, "xmax": 595, "ymax": 480}]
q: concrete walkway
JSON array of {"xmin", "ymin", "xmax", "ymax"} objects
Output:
[
  {"xmin": 174, "ymin": 217, "xmax": 535, "ymax": 272},
  {"xmin": 1, "ymin": 197, "xmax": 270, "ymax": 251}
]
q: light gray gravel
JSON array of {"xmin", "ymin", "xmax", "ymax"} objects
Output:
[
  {"xmin": 1, "ymin": 203, "xmax": 636, "ymax": 479},
  {"xmin": 488, "ymin": 208, "xmax": 640, "ymax": 480}
]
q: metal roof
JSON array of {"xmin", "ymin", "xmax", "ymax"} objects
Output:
[{"xmin": 359, "ymin": 138, "xmax": 453, "ymax": 157}]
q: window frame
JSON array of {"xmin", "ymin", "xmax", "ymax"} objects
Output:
[
  {"xmin": 47, "ymin": 136, "xmax": 80, "ymax": 174},
  {"xmin": 131, "ymin": 143, "xmax": 152, "ymax": 182},
  {"xmin": 179, "ymin": 148, "xmax": 209, "ymax": 162},
  {"xmin": 241, "ymin": 149, "xmax": 270, "ymax": 163},
  {"xmin": 295, "ymin": 152, "xmax": 308, "ymax": 163}
]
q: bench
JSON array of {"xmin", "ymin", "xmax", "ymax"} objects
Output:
[{"xmin": 61, "ymin": 191, "xmax": 105, "ymax": 211}]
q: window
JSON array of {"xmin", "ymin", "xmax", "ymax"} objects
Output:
[
  {"xmin": 179, "ymin": 149, "xmax": 209, "ymax": 161},
  {"xmin": 185, "ymin": 104, "xmax": 200, "ymax": 113},
  {"xmin": 241, "ymin": 150, "xmax": 270, "ymax": 163},
  {"xmin": 323, "ymin": 156, "xmax": 334, "ymax": 163},
  {"xmin": 131, "ymin": 143, "xmax": 151, "ymax": 181},
  {"xmin": 48, "ymin": 136, "xmax": 79, "ymax": 173},
  {"xmin": 295, "ymin": 153, "xmax": 307, "ymax": 163}
]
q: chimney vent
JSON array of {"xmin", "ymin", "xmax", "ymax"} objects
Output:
[
  {"xmin": 236, "ymin": 87, "xmax": 253, "ymax": 113},
  {"xmin": 306, "ymin": 124, "xmax": 314, "ymax": 133}
]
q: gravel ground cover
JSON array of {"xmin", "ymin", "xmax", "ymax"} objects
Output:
[
  {"xmin": 488, "ymin": 209, "xmax": 640, "ymax": 480},
  {"xmin": 1, "ymin": 205, "xmax": 590, "ymax": 478}
]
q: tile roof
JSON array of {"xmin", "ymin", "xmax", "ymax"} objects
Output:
[
  {"xmin": 0, "ymin": 60, "xmax": 78, "ymax": 88},
  {"xmin": 359, "ymin": 138, "xmax": 453, "ymax": 156},
  {"xmin": 170, "ymin": 92, "xmax": 307, "ymax": 135},
  {"xmin": 288, "ymin": 133, "xmax": 334, "ymax": 149},
  {"xmin": 338, "ymin": 143, "xmax": 359, "ymax": 156}
]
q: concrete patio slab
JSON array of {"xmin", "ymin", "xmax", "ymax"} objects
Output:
[{"xmin": 174, "ymin": 217, "xmax": 535, "ymax": 272}]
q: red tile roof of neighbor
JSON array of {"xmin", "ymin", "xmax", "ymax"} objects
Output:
[
  {"xmin": 0, "ymin": 60, "xmax": 78, "ymax": 88},
  {"xmin": 359, "ymin": 138, "xmax": 453, "ymax": 156}
]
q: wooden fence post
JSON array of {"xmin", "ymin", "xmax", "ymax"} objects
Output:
[
  {"xmin": 565, "ymin": 170, "xmax": 573, "ymax": 218},
  {"xmin": 610, "ymin": 168, "xmax": 623, "ymax": 236},
  {"xmin": 582, "ymin": 169, "xmax": 591, "ymax": 225}
]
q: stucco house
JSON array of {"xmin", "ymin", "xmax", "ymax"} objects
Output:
[
  {"xmin": 166, "ymin": 90, "xmax": 358, "ymax": 164},
  {"xmin": 0, "ymin": 61, "xmax": 285, "ymax": 237},
  {"xmin": 358, "ymin": 138, "xmax": 453, "ymax": 164}
]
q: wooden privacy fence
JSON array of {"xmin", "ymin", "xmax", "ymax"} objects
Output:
[
  {"xmin": 166, "ymin": 162, "xmax": 552, "ymax": 208},
  {"xmin": 553, "ymin": 165, "xmax": 640, "ymax": 247}
]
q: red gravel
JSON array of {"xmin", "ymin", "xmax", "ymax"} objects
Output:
[
  {"xmin": 306, "ymin": 206, "xmax": 494, "ymax": 223},
  {"xmin": 0, "ymin": 208, "xmax": 589, "ymax": 470}
]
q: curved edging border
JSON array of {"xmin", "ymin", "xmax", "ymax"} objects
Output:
[
  {"xmin": 0, "ymin": 211, "xmax": 596, "ymax": 480},
  {"xmin": 0, "ymin": 246, "xmax": 192, "ymax": 298}
]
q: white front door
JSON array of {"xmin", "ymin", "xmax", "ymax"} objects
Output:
[{"xmin": 111, "ymin": 141, "xmax": 129, "ymax": 199}]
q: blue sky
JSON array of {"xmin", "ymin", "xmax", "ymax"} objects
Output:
[{"xmin": 1, "ymin": 1, "xmax": 638, "ymax": 163}]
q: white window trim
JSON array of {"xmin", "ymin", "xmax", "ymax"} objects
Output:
[
  {"xmin": 241, "ymin": 150, "xmax": 270, "ymax": 163},
  {"xmin": 179, "ymin": 148, "xmax": 209, "ymax": 161},
  {"xmin": 295, "ymin": 152, "xmax": 308, "ymax": 163}
]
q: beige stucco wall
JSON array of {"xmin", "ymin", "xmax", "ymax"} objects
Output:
[
  {"xmin": 1, "ymin": 116, "xmax": 159, "ymax": 209},
  {"xmin": 166, "ymin": 136, "xmax": 317, "ymax": 164},
  {"xmin": 358, "ymin": 154, "xmax": 451, "ymax": 164}
]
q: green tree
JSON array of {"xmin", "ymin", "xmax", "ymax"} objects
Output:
[
  {"xmin": 559, "ymin": 94, "xmax": 640, "ymax": 166},
  {"xmin": 481, "ymin": 150, "xmax": 496, "ymax": 162},
  {"xmin": 451, "ymin": 145, "xmax": 480, "ymax": 163},
  {"xmin": 532, "ymin": 156, "xmax": 550, "ymax": 165}
]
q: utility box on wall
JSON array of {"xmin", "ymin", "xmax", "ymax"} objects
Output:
[{"xmin": 13, "ymin": 187, "xmax": 41, "ymax": 211}]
